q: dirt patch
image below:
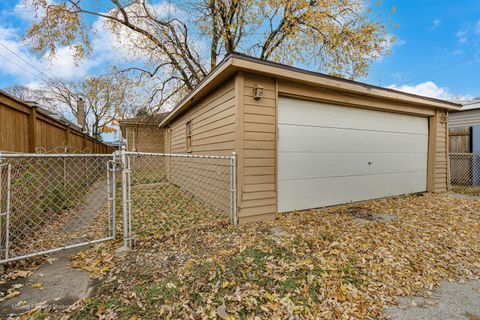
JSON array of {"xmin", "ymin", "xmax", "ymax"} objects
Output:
[{"xmin": 336, "ymin": 206, "xmax": 397, "ymax": 222}]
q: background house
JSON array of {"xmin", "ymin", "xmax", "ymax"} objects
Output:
[
  {"xmin": 448, "ymin": 100, "xmax": 480, "ymax": 153},
  {"xmin": 160, "ymin": 53, "xmax": 459, "ymax": 223},
  {"xmin": 448, "ymin": 100, "xmax": 480, "ymax": 187},
  {"xmin": 119, "ymin": 112, "xmax": 169, "ymax": 152}
]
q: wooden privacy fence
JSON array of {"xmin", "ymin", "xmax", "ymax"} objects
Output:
[
  {"xmin": 449, "ymin": 127, "xmax": 471, "ymax": 153},
  {"xmin": 0, "ymin": 90, "xmax": 114, "ymax": 154}
]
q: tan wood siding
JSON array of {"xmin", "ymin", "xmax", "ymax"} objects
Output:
[
  {"xmin": 169, "ymin": 77, "xmax": 236, "ymax": 155},
  {"xmin": 167, "ymin": 77, "xmax": 236, "ymax": 213},
  {"xmin": 237, "ymin": 73, "xmax": 278, "ymax": 221},
  {"xmin": 278, "ymin": 80, "xmax": 436, "ymax": 117},
  {"xmin": 435, "ymin": 110, "xmax": 449, "ymax": 192}
]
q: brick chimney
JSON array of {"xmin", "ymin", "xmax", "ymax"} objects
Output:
[{"xmin": 77, "ymin": 96, "xmax": 86, "ymax": 132}]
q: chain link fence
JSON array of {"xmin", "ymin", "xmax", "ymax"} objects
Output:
[
  {"xmin": 0, "ymin": 153, "xmax": 117, "ymax": 263},
  {"xmin": 0, "ymin": 150, "xmax": 236, "ymax": 263},
  {"xmin": 449, "ymin": 153, "xmax": 480, "ymax": 196},
  {"xmin": 123, "ymin": 152, "xmax": 236, "ymax": 241}
]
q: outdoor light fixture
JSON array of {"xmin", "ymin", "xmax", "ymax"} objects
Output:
[
  {"xmin": 254, "ymin": 84, "xmax": 264, "ymax": 100},
  {"xmin": 440, "ymin": 114, "xmax": 448, "ymax": 124}
]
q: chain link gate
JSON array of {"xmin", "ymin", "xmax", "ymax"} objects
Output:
[
  {"xmin": 120, "ymin": 151, "xmax": 237, "ymax": 247},
  {"xmin": 0, "ymin": 153, "xmax": 118, "ymax": 263}
]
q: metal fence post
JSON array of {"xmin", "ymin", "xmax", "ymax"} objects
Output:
[
  {"xmin": 112, "ymin": 152, "xmax": 116, "ymax": 240},
  {"xmin": 0, "ymin": 152, "xmax": 3, "ymax": 259},
  {"xmin": 5, "ymin": 163, "xmax": 11, "ymax": 260},
  {"xmin": 120, "ymin": 144, "xmax": 130, "ymax": 249},
  {"xmin": 231, "ymin": 152, "xmax": 237, "ymax": 225}
]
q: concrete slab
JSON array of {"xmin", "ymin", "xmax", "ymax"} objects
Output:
[
  {"xmin": 0, "ymin": 249, "xmax": 92, "ymax": 317},
  {"xmin": 385, "ymin": 280, "xmax": 480, "ymax": 320}
]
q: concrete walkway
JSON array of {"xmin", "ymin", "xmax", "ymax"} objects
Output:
[
  {"xmin": 0, "ymin": 249, "xmax": 93, "ymax": 317},
  {"xmin": 63, "ymin": 178, "xmax": 108, "ymax": 233},
  {"xmin": 385, "ymin": 280, "xmax": 480, "ymax": 320}
]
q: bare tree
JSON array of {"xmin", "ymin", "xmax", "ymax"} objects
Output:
[
  {"xmin": 48, "ymin": 74, "xmax": 133, "ymax": 139},
  {"xmin": 23, "ymin": 0, "xmax": 394, "ymax": 107},
  {"xmin": 3, "ymin": 85, "xmax": 54, "ymax": 105}
]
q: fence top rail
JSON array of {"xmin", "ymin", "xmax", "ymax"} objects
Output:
[
  {"xmin": 123, "ymin": 151, "xmax": 235, "ymax": 160},
  {"xmin": 450, "ymin": 152, "xmax": 480, "ymax": 156},
  {"xmin": 0, "ymin": 153, "xmax": 115, "ymax": 158}
]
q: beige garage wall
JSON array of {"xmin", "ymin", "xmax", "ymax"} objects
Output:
[
  {"xmin": 236, "ymin": 73, "xmax": 278, "ymax": 223},
  {"xmin": 168, "ymin": 77, "xmax": 237, "ymax": 155},
  {"xmin": 166, "ymin": 76, "xmax": 237, "ymax": 214},
  {"xmin": 432, "ymin": 109, "xmax": 449, "ymax": 192}
]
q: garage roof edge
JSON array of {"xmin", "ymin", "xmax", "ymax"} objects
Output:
[{"xmin": 160, "ymin": 53, "xmax": 461, "ymax": 127}]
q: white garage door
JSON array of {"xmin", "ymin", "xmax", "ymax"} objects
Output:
[{"xmin": 278, "ymin": 97, "xmax": 429, "ymax": 212}]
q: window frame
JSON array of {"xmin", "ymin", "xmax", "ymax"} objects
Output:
[{"xmin": 186, "ymin": 121, "xmax": 193, "ymax": 152}]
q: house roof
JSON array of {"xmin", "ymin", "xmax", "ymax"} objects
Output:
[
  {"xmin": 460, "ymin": 101, "xmax": 480, "ymax": 111},
  {"xmin": 160, "ymin": 53, "xmax": 462, "ymax": 127},
  {"xmin": 119, "ymin": 112, "xmax": 170, "ymax": 126}
]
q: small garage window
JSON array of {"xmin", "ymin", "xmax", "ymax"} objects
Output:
[{"xmin": 186, "ymin": 121, "xmax": 192, "ymax": 152}]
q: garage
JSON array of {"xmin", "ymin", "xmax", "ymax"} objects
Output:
[
  {"xmin": 160, "ymin": 53, "xmax": 460, "ymax": 223},
  {"xmin": 278, "ymin": 97, "xmax": 429, "ymax": 212}
]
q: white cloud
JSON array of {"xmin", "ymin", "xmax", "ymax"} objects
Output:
[
  {"xmin": 452, "ymin": 49, "xmax": 463, "ymax": 56},
  {"xmin": 388, "ymin": 81, "xmax": 464, "ymax": 100},
  {"xmin": 456, "ymin": 21, "xmax": 480, "ymax": 44},
  {"xmin": 0, "ymin": 0, "xmax": 197, "ymax": 91},
  {"xmin": 456, "ymin": 29, "xmax": 468, "ymax": 44},
  {"xmin": 393, "ymin": 38, "xmax": 406, "ymax": 46},
  {"xmin": 428, "ymin": 19, "xmax": 441, "ymax": 31},
  {"xmin": 13, "ymin": 1, "xmax": 37, "ymax": 21},
  {"xmin": 0, "ymin": 25, "xmax": 96, "ymax": 85},
  {"xmin": 0, "ymin": 0, "xmax": 147, "ymax": 86}
]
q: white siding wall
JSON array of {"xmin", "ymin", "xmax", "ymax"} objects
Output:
[{"xmin": 449, "ymin": 109, "xmax": 480, "ymax": 128}]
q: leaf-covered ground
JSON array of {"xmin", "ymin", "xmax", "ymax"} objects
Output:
[{"xmin": 19, "ymin": 193, "xmax": 480, "ymax": 319}]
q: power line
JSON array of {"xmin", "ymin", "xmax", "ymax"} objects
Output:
[
  {"xmin": 0, "ymin": 42, "xmax": 57, "ymax": 85},
  {"xmin": 398, "ymin": 57, "xmax": 472, "ymax": 85},
  {"xmin": 0, "ymin": 52, "xmax": 53, "ymax": 86}
]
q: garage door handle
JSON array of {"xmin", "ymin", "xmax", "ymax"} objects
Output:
[{"xmin": 368, "ymin": 161, "xmax": 373, "ymax": 165}]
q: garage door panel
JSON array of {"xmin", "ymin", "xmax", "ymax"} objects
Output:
[
  {"xmin": 278, "ymin": 152, "xmax": 427, "ymax": 180},
  {"xmin": 279, "ymin": 124, "xmax": 428, "ymax": 153},
  {"xmin": 279, "ymin": 97, "xmax": 428, "ymax": 135},
  {"xmin": 278, "ymin": 96, "xmax": 429, "ymax": 213},
  {"xmin": 278, "ymin": 171, "xmax": 427, "ymax": 212}
]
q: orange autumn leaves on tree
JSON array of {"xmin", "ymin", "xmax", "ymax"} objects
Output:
[{"xmin": 22, "ymin": 0, "xmax": 394, "ymax": 105}]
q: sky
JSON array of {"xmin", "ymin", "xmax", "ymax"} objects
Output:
[
  {"xmin": 365, "ymin": 0, "xmax": 480, "ymax": 100},
  {"xmin": 0, "ymin": 0, "xmax": 479, "ymax": 119}
]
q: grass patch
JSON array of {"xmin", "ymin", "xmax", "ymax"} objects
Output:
[
  {"xmin": 452, "ymin": 186, "xmax": 480, "ymax": 196},
  {"xmin": 130, "ymin": 181, "xmax": 228, "ymax": 237},
  {"xmin": 71, "ymin": 298, "xmax": 122, "ymax": 320},
  {"xmin": 339, "ymin": 258, "xmax": 363, "ymax": 286}
]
